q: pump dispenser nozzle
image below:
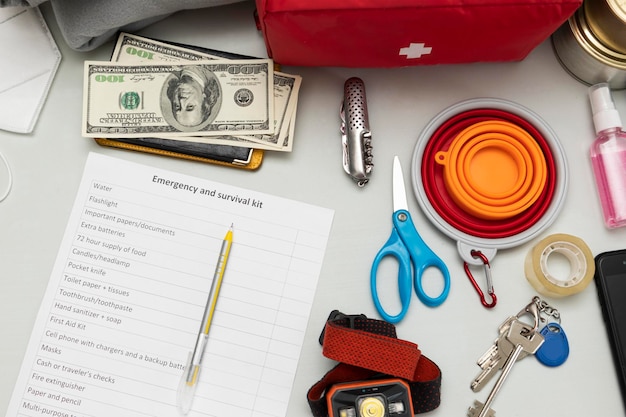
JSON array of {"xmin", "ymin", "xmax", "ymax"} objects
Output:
[{"xmin": 589, "ymin": 83, "xmax": 622, "ymax": 135}]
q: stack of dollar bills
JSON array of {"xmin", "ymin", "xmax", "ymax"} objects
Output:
[{"xmin": 82, "ymin": 32, "xmax": 301, "ymax": 152}]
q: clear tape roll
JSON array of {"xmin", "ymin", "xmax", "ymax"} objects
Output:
[{"xmin": 524, "ymin": 233, "xmax": 595, "ymax": 297}]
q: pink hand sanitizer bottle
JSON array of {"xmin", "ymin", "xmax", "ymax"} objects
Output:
[{"xmin": 588, "ymin": 83, "xmax": 626, "ymax": 229}]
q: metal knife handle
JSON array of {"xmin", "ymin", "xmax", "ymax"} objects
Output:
[{"xmin": 340, "ymin": 77, "xmax": 373, "ymax": 187}]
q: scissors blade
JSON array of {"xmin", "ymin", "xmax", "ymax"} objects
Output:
[{"xmin": 392, "ymin": 155, "xmax": 409, "ymax": 212}]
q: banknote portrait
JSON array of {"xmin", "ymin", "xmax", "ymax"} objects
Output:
[{"xmin": 161, "ymin": 65, "xmax": 222, "ymax": 132}]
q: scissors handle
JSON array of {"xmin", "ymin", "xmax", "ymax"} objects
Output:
[
  {"xmin": 393, "ymin": 209, "xmax": 451, "ymax": 307},
  {"xmin": 370, "ymin": 226, "xmax": 413, "ymax": 323}
]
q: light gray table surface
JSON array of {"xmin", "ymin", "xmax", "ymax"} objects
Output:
[{"xmin": 1, "ymin": 1, "xmax": 626, "ymax": 416}]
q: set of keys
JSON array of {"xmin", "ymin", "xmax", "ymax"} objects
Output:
[{"xmin": 468, "ymin": 296, "xmax": 569, "ymax": 417}]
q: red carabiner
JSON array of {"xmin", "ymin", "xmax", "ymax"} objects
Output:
[{"xmin": 463, "ymin": 250, "xmax": 497, "ymax": 308}]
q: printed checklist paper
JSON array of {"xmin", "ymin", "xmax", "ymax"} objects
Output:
[{"xmin": 6, "ymin": 152, "xmax": 334, "ymax": 417}]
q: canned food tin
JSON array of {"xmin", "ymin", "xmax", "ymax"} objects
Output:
[
  {"xmin": 584, "ymin": 0, "xmax": 626, "ymax": 54},
  {"xmin": 552, "ymin": 8, "xmax": 626, "ymax": 89}
]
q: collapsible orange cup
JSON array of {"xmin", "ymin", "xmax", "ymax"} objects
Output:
[
  {"xmin": 435, "ymin": 120, "xmax": 548, "ymax": 220},
  {"xmin": 457, "ymin": 134, "xmax": 533, "ymax": 204},
  {"xmin": 418, "ymin": 106, "xmax": 559, "ymax": 239}
]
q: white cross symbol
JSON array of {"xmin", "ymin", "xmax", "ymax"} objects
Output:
[{"xmin": 399, "ymin": 43, "xmax": 433, "ymax": 59}]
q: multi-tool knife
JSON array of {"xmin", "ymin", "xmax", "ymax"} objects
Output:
[{"xmin": 340, "ymin": 77, "xmax": 373, "ymax": 187}]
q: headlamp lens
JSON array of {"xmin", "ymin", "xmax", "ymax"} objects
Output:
[{"xmin": 358, "ymin": 395, "xmax": 386, "ymax": 417}]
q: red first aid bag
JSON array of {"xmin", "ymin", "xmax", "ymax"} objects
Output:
[{"xmin": 254, "ymin": 0, "xmax": 581, "ymax": 67}]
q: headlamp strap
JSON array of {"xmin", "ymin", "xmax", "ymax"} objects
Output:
[{"xmin": 307, "ymin": 312, "xmax": 441, "ymax": 416}]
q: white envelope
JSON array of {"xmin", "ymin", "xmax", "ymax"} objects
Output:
[{"xmin": 0, "ymin": 6, "xmax": 61, "ymax": 134}]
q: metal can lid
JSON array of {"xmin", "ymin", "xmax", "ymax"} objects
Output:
[
  {"xmin": 584, "ymin": 0, "xmax": 626, "ymax": 54},
  {"xmin": 571, "ymin": 8, "xmax": 626, "ymax": 68}
]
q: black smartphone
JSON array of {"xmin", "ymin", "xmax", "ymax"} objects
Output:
[{"xmin": 595, "ymin": 249, "xmax": 626, "ymax": 408}]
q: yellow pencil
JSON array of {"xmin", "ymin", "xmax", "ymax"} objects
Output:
[{"xmin": 177, "ymin": 225, "xmax": 233, "ymax": 415}]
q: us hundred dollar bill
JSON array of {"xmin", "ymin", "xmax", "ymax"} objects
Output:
[
  {"xmin": 241, "ymin": 73, "xmax": 299, "ymax": 151},
  {"xmin": 82, "ymin": 60, "xmax": 274, "ymax": 138},
  {"xmin": 111, "ymin": 32, "xmax": 226, "ymax": 63},
  {"xmin": 111, "ymin": 33, "xmax": 300, "ymax": 151}
]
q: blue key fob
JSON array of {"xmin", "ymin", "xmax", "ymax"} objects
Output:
[{"xmin": 536, "ymin": 323, "xmax": 569, "ymax": 367}]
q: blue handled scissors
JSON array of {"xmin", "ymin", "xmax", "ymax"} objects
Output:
[{"xmin": 370, "ymin": 156, "xmax": 451, "ymax": 323}]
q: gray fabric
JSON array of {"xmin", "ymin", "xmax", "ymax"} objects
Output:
[
  {"xmin": 0, "ymin": 0, "xmax": 47, "ymax": 6},
  {"xmin": 1, "ymin": 0, "xmax": 249, "ymax": 51}
]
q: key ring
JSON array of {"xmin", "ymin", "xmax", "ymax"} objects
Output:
[
  {"xmin": 532, "ymin": 296, "xmax": 561, "ymax": 325},
  {"xmin": 515, "ymin": 297, "xmax": 541, "ymax": 332}
]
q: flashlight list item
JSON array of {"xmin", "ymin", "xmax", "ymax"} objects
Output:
[
  {"xmin": 177, "ymin": 225, "xmax": 233, "ymax": 415},
  {"xmin": 340, "ymin": 77, "xmax": 373, "ymax": 187}
]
